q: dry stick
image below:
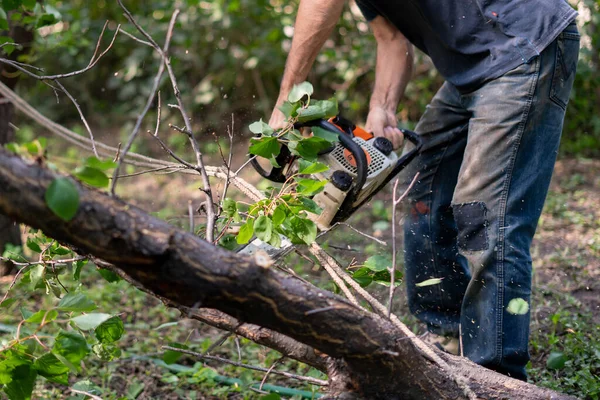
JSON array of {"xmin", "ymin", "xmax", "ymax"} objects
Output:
[
  {"xmin": 308, "ymin": 244, "xmax": 364, "ymax": 310},
  {"xmin": 162, "ymin": 346, "xmax": 328, "ymax": 386},
  {"xmin": 388, "ymin": 173, "xmax": 419, "ymax": 317},
  {"xmin": 188, "ymin": 200, "xmax": 195, "ymax": 233}
]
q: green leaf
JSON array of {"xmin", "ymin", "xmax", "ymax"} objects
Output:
[
  {"xmin": 0, "ymin": 298, "xmax": 17, "ymax": 308},
  {"xmin": 415, "ymin": 278, "xmax": 444, "ymax": 287},
  {"xmin": 271, "ymin": 205, "xmax": 287, "ymax": 227},
  {"xmin": 2, "ymin": 0, "xmax": 23, "ymax": 11},
  {"xmin": 95, "ymin": 316, "xmax": 124, "ymax": 344},
  {"xmin": 45, "ymin": 177, "xmax": 80, "ymax": 221},
  {"xmin": 25, "ymin": 309, "xmax": 58, "ymax": 324},
  {"xmin": 22, "ymin": 0, "xmax": 35, "ymax": 8},
  {"xmin": 268, "ymin": 232, "xmax": 282, "ymax": 248},
  {"xmin": 249, "ymin": 137, "xmax": 280, "ymax": 164},
  {"xmin": 92, "ymin": 342, "xmax": 121, "ymax": 361},
  {"xmin": 98, "ymin": 269, "xmax": 121, "ymax": 283},
  {"xmin": 296, "ymin": 100, "xmax": 338, "ymax": 124},
  {"xmin": 222, "ymin": 198, "xmax": 240, "ymax": 222},
  {"xmin": 288, "ymin": 137, "xmax": 332, "ymax": 161},
  {"xmin": 312, "ymin": 126, "xmax": 340, "ymax": 143},
  {"xmin": 52, "ymin": 331, "xmax": 89, "ymax": 369},
  {"xmin": 3, "ymin": 363, "xmax": 36, "ymax": 400},
  {"xmin": 254, "ymin": 215, "xmax": 273, "ymax": 242},
  {"xmin": 364, "ymin": 255, "xmax": 392, "ymax": 272},
  {"xmin": 506, "ymin": 298, "xmax": 529, "ymax": 315},
  {"xmin": 301, "ymin": 196, "xmax": 325, "ymax": 212},
  {"xmin": 287, "ymin": 81, "xmax": 313, "ymax": 103},
  {"xmin": 278, "ymin": 101, "xmax": 300, "ymax": 118},
  {"xmin": 298, "ymin": 160, "xmax": 329, "ymax": 175},
  {"xmin": 25, "ymin": 238, "xmax": 42, "ymax": 253},
  {"xmin": 73, "ymin": 166, "xmax": 109, "ymax": 188},
  {"xmin": 289, "ymin": 216, "xmax": 317, "ymax": 245},
  {"xmin": 71, "ymin": 313, "xmax": 112, "ymax": 331},
  {"xmin": 546, "ymin": 352, "xmax": 568, "ymax": 370},
  {"xmin": 295, "ymin": 178, "xmax": 327, "ymax": 196},
  {"xmin": 249, "ymin": 119, "xmax": 274, "ymax": 136},
  {"xmin": 352, "ymin": 267, "xmax": 373, "ymax": 288},
  {"xmin": 57, "ymin": 293, "xmax": 97, "ymax": 312},
  {"xmin": 73, "ymin": 259, "xmax": 87, "ymax": 281},
  {"xmin": 36, "ymin": 13, "xmax": 57, "ymax": 28},
  {"xmin": 163, "ymin": 343, "xmax": 187, "ymax": 365},
  {"xmin": 127, "ymin": 380, "xmax": 145, "ymax": 399},
  {"xmin": 236, "ymin": 220, "xmax": 254, "ymax": 244},
  {"xmin": 84, "ymin": 157, "xmax": 117, "ymax": 171},
  {"xmin": 34, "ymin": 353, "xmax": 69, "ymax": 385}
]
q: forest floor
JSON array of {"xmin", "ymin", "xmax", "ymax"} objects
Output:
[{"xmin": 2, "ymin": 137, "xmax": 599, "ymax": 399}]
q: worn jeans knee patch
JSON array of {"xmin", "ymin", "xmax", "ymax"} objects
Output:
[{"xmin": 453, "ymin": 202, "xmax": 489, "ymax": 251}]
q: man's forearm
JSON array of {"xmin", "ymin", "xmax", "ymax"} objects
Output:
[
  {"xmin": 276, "ymin": 0, "xmax": 345, "ymax": 103},
  {"xmin": 369, "ymin": 16, "xmax": 414, "ymax": 113}
]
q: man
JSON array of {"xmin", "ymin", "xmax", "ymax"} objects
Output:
[{"xmin": 269, "ymin": 0, "xmax": 579, "ymax": 380}]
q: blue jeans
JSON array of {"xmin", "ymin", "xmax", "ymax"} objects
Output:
[{"xmin": 402, "ymin": 24, "xmax": 580, "ymax": 380}]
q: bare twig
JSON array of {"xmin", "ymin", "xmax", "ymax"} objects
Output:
[
  {"xmin": 53, "ymin": 80, "xmax": 98, "ymax": 157},
  {"xmin": 188, "ymin": 200, "xmax": 195, "ymax": 233},
  {"xmin": 162, "ymin": 346, "xmax": 328, "ymax": 386},
  {"xmin": 332, "ymin": 222, "xmax": 387, "ymax": 246},
  {"xmin": 388, "ymin": 173, "xmax": 419, "ymax": 317},
  {"xmin": 308, "ymin": 245, "xmax": 364, "ymax": 309},
  {"xmin": 259, "ymin": 356, "xmax": 285, "ymax": 391},
  {"xmin": 202, "ymin": 331, "xmax": 232, "ymax": 355},
  {"xmin": 153, "ymin": 91, "xmax": 162, "ymax": 136}
]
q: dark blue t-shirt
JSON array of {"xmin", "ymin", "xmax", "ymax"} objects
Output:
[{"xmin": 357, "ymin": 0, "xmax": 577, "ymax": 92}]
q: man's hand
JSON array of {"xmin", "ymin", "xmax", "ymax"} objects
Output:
[
  {"xmin": 268, "ymin": 99, "xmax": 287, "ymax": 131},
  {"xmin": 365, "ymin": 106, "xmax": 404, "ymax": 149}
]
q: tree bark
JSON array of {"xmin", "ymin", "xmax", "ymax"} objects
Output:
[
  {"xmin": 0, "ymin": 21, "xmax": 35, "ymax": 275},
  {"xmin": 0, "ymin": 149, "xmax": 576, "ymax": 400}
]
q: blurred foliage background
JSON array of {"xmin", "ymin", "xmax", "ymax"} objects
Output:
[{"xmin": 3, "ymin": 0, "xmax": 600, "ymax": 157}]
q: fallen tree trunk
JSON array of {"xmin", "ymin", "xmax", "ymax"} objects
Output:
[{"xmin": 0, "ymin": 149, "xmax": 575, "ymax": 400}]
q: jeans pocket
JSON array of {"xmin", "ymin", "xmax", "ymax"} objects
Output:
[{"xmin": 549, "ymin": 26, "xmax": 580, "ymax": 110}]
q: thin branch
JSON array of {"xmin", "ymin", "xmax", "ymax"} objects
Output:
[
  {"xmin": 332, "ymin": 222, "xmax": 387, "ymax": 246},
  {"xmin": 117, "ymin": 26, "xmax": 153, "ymax": 47},
  {"xmin": 259, "ymin": 356, "xmax": 285, "ymax": 391},
  {"xmin": 53, "ymin": 80, "xmax": 98, "ymax": 157},
  {"xmin": 388, "ymin": 173, "xmax": 419, "ymax": 317},
  {"xmin": 188, "ymin": 200, "xmax": 195, "ymax": 233},
  {"xmin": 161, "ymin": 346, "xmax": 328, "ymax": 386},
  {"xmin": 0, "ymin": 22, "xmax": 119, "ymax": 81}
]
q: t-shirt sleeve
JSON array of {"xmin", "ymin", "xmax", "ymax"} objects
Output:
[{"xmin": 356, "ymin": 0, "xmax": 379, "ymax": 21}]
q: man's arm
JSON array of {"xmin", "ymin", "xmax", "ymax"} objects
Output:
[
  {"xmin": 269, "ymin": 0, "xmax": 345, "ymax": 129},
  {"xmin": 365, "ymin": 16, "xmax": 414, "ymax": 148}
]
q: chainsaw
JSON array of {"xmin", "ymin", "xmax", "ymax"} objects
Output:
[{"xmin": 238, "ymin": 116, "xmax": 422, "ymax": 260}]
